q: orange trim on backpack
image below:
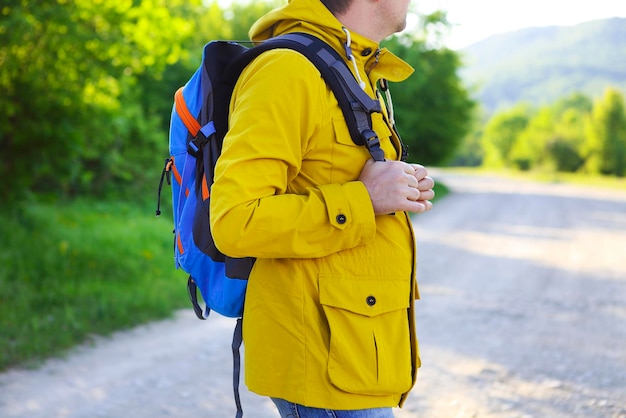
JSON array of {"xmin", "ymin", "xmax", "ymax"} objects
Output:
[
  {"xmin": 175, "ymin": 87, "xmax": 201, "ymax": 136},
  {"xmin": 176, "ymin": 231, "xmax": 185, "ymax": 255},
  {"xmin": 201, "ymin": 175, "xmax": 210, "ymax": 201},
  {"xmin": 170, "ymin": 158, "xmax": 182, "ymax": 185}
]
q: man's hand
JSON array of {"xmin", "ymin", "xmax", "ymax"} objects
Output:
[{"xmin": 358, "ymin": 159, "xmax": 435, "ymax": 215}]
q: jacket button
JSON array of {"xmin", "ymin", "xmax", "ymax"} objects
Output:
[
  {"xmin": 361, "ymin": 48, "xmax": 372, "ymax": 56},
  {"xmin": 366, "ymin": 296, "xmax": 376, "ymax": 306},
  {"xmin": 336, "ymin": 214, "xmax": 347, "ymax": 224}
]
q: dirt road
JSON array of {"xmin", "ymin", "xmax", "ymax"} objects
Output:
[{"xmin": 1, "ymin": 171, "xmax": 625, "ymax": 418}]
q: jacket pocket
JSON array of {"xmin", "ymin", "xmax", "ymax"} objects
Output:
[
  {"xmin": 319, "ymin": 274, "xmax": 412, "ymax": 395},
  {"xmin": 332, "ymin": 116, "xmax": 361, "ymax": 147},
  {"xmin": 330, "ymin": 117, "xmax": 370, "ymax": 184}
]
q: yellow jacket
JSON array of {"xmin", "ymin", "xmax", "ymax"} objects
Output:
[{"xmin": 210, "ymin": 0, "xmax": 420, "ymax": 409}]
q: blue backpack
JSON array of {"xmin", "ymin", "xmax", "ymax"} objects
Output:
[{"xmin": 156, "ymin": 32, "xmax": 392, "ymax": 417}]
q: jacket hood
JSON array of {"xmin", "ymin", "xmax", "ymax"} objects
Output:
[
  {"xmin": 249, "ymin": 0, "xmax": 414, "ymax": 83},
  {"xmin": 250, "ymin": 0, "xmax": 340, "ymax": 42}
]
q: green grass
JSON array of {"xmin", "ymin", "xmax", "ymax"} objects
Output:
[{"xmin": 0, "ymin": 199, "xmax": 188, "ymax": 371}]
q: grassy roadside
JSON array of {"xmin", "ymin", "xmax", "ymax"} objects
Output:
[
  {"xmin": 0, "ymin": 199, "xmax": 188, "ymax": 371},
  {"xmin": 437, "ymin": 166, "xmax": 626, "ymax": 191}
]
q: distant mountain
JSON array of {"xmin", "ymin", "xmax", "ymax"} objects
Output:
[{"xmin": 459, "ymin": 17, "xmax": 626, "ymax": 114}]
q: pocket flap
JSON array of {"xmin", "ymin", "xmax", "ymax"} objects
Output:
[{"xmin": 319, "ymin": 275, "xmax": 409, "ymax": 317}]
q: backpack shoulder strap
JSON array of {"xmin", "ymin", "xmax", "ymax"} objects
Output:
[{"xmin": 224, "ymin": 33, "xmax": 386, "ymax": 162}]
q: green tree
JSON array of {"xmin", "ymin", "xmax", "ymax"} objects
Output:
[
  {"xmin": 145, "ymin": 0, "xmax": 280, "ymax": 137},
  {"xmin": 583, "ymin": 88, "xmax": 626, "ymax": 176},
  {"xmin": 481, "ymin": 104, "xmax": 531, "ymax": 168},
  {"xmin": 450, "ymin": 128, "xmax": 484, "ymax": 167},
  {"xmin": 490, "ymin": 93, "xmax": 591, "ymax": 172},
  {"xmin": 546, "ymin": 95, "xmax": 591, "ymax": 172},
  {"xmin": 510, "ymin": 107, "xmax": 556, "ymax": 170},
  {"xmin": 383, "ymin": 12, "xmax": 475, "ymax": 165},
  {"xmin": 1, "ymin": 1, "xmax": 474, "ymax": 200},
  {"xmin": 0, "ymin": 0, "xmax": 196, "ymax": 199},
  {"xmin": 553, "ymin": 92, "xmax": 593, "ymax": 115}
]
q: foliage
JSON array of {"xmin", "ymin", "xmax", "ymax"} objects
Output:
[
  {"xmin": 449, "ymin": 128, "xmax": 484, "ymax": 167},
  {"xmin": 480, "ymin": 104, "xmax": 531, "ymax": 168},
  {"xmin": 0, "ymin": 0, "xmax": 200, "ymax": 200},
  {"xmin": 383, "ymin": 13, "xmax": 475, "ymax": 165},
  {"xmin": 464, "ymin": 89, "xmax": 626, "ymax": 178},
  {"xmin": 544, "ymin": 109, "xmax": 586, "ymax": 172},
  {"xmin": 0, "ymin": 200, "xmax": 187, "ymax": 371},
  {"xmin": 504, "ymin": 93, "xmax": 595, "ymax": 173},
  {"xmin": 583, "ymin": 88, "xmax": 626, "ymax": 176},
  {"xmin": 1, "ymin": 0, "xmax": 472, "ymax": 201},
  {"xmin": 134, "ymin": 0, "xmax": 280, "ymax": 153},
  {"xmin": 542, "ymin": 96, "xmax": 591, "ymax": 172},
  {"xmin": 510, "ymin": 107, "xmax": 557, "ymax": 170}
]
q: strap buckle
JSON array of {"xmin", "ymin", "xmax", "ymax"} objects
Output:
[
  {"xmin": 361, "ymin": 129, "xmax": 385, "ymax": 162},
  {"xmin": 187, "ymin": 132, "xmax": 209, "ymax": 157}
]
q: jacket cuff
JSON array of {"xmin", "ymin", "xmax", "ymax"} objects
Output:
[{"xmin": 319, "ymin": 181, "xmax": 376, "ymax": 242}]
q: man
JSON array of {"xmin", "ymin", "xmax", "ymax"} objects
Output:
[{"xmin": 210, "ymin": 0, "xmax": 434, "ymax": 416}]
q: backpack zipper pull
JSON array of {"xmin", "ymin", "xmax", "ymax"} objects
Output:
[{"xmin": 155, "ymin": 158, "xmax": 172, "ymax": 217}]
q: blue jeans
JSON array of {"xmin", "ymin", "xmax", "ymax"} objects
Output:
[{"xmin": 271, "ymin": 398, "xmax": 395, "ymax": 418}]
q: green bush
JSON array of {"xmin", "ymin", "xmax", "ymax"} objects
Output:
[{"xmin": 546, "ymin": 137, "xmax": 585, "ymax": 172}]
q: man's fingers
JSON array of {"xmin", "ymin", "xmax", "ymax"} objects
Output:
[
  {"xmin": 418, "ymin": 200, "xmax": 433, "ymax": 211},
  {"xmin": 410, "ymin": 164, "xmax": 428, "ymax": 180},
  {"xmin": 403, "ymin": 162, "xmax": 417, "ymax": 174},
  {"xmin": 418, "ymin": 189, "xmax": 435, "ymax": 201},
  {"xmin": 407, "ymin": 175, "xmax": 420, "ymax": 188},
  {"xmin": 360, "ymin": 159, "xmax": 435, "ymax": 215},
  {"xmin": 417, "ymin": 176, "xmax": 434, "ymax": 191},
  {"xmin": 406, "ymin": 187, "xmax": 421, "ymax": 201},
  {"xmin": 404, "ymin": 200, "xmax": 426, "ymax": 213}
]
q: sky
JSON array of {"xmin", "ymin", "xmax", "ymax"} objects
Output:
[{"xmin": 415, "ymin": 0, "xmax": 626, "ymax": 49}]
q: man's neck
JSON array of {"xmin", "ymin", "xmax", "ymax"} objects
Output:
[{"xmin": 334, "ymin": 3, "xmax": 387, "ymax": 43}]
